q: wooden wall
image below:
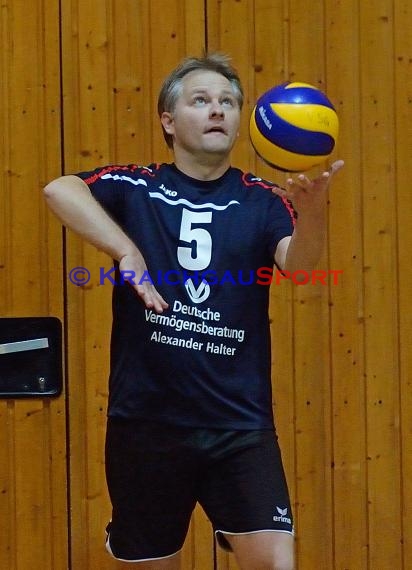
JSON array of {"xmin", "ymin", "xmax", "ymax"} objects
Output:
[
  {"xmin": 0, "ymin": 0, "xmax": 411, "ymax": 568},
  {"xmin": 0, "ymin": 1, "xmax": 67, "ymax": 569}
]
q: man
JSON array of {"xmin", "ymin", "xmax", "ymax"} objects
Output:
[{"xmin": 44, "ymin": 53, "xmax": 343, "ymax": 570}]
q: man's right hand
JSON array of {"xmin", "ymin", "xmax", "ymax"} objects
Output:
[{"xmin": 119, "ymin": 252, "xmax": 169, "ymax": 313}]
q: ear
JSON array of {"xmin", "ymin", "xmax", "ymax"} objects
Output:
[{"xmin": 160, "ymin": 112, "xmax": 175, "ymax": 136}]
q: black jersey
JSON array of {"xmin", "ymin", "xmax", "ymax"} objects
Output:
[{"xmin": 77, "ymin": 163, "xmax": 294, "ymax": 429}]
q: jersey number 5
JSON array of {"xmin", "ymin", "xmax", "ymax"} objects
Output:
[{"xmin": 177, "ymin": 208, "xmax": 212, "ymax": 271}]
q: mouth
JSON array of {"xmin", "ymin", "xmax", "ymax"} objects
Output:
[{"xmin": 204, "ymin": 126, "xmax": 227, "ymax": 135}]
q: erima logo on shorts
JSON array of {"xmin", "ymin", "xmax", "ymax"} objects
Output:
[{"xmin": 273, "ymin": 506, "xmax": 292, "ymax": 525}]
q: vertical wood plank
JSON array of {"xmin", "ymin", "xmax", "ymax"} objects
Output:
[
  {"xmin": 147, "ymin": 0, "xmax": 206, "ymax": 160},
  {"xmin": 110, "ymin": 0, "xmax": 152, "ymax": 165},
  {"xmin": 206, "ymin": 0, "xmax": 256, "ymax": 173},
  {"xmin": 395, "ymin": 1, "xmax": 412, "ymax": 567},
  {"xmin": 287, "ymin": 2, "xmax": 333, "ymax": 568},
  {"xmin": 360, "ymin": 2, "xmax": 402, "ymax": 568},
  {"xmin": 0, "ymin": 3, "xmax": 14, "ymax": 567},
  {"xmin": 191, "ymin": 505, "xmax": 215, "ymax": 569},
  {"xmin": 291, "ymin": 285, "xmax": 333, "ymax": 570},
  {"xmin": 252, "ymin": 0, "xmax": 289, "ymax": 182},
  {"xmin": 14, "ymin": 401, "xmax": 49, "ymax": 569},
  {"xmin": 252, "ymin": 1, "xmax": 298, "ymax": 546},
  {"xmin": 0, "ymin": 405, "xmax": 14, "ymax": 570},
  {"xmin": 325, "ymin": 0, "xmax": 369, "ymax": 567}
]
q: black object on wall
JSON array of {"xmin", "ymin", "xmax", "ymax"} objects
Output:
[{"xmin": 0, "ymin": 317, "xmax": 62, "ymax": 398}]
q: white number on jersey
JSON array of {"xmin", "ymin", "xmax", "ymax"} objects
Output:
[{"xmin": 177, "ymin": 208, "xmax": 213, "ymax": 271}]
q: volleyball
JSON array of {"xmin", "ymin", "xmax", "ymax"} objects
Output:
[{"xmin": 249, "ymin": 82, "xmax": 339, "ymax": 172}]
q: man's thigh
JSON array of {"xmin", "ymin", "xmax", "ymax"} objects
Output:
[
  {"xmin": 105, "ymin": 418, "xmax": 198, "ymax": 562},
  {"xmin": 199, "ymin": 429, "xmax": 294, "ymax": 547}
]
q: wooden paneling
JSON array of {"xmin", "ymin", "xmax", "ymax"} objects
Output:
[
  {"xmin": 0, "ymin": 1, "xmax": 67, "ymax": 570},
  {"xmin": 207, "ymin": 1, "xmax": 334, "ymax": 568},
  {"xmin": 1, "ymin": 0, "xmax": 411, "ymax": 568},
  {"xmin": 395, "ymin": 1, "xmax": 412, "ymax": 568},
  {"xmin": 360, "ymin": 2, "xmax": 402, "ymax": 568},
  {"xmin": 61, "ymin": 1, "xmax": 205, "ymax": 568},
  {"xmin": 287, "ymin": 3, "xmax": 334, "ymax": 568},
  {"xmin": 326, "ymin": 1, "xmax": 368, "ymax": 568},
  {"xmin": 207, "ymin": 1, "xmax": 409, "ymax": 569},
  {"xmin": 206, "ymin": 0, "xmax": 256, "ymax": 174}
]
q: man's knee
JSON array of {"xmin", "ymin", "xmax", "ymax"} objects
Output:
[
  {"xmin": 271, "ymin": 554, "xmax": 294, "ymax": 570},
  {"xmin": 251, "ymin": 551, "xmax": 294, "ymax": 570},
  {"xmin": 223, "ymin": 531, "xmax": 294, "ymax": 570}
]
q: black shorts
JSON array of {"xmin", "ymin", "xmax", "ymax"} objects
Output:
[{"xmin": 105, "ymin": 418, "xmax": 293, "ymax": 562}]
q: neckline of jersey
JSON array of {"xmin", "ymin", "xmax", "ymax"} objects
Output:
[{"xmin": 168, "ymin": 162, "xmax": 235, "ymax": 189}]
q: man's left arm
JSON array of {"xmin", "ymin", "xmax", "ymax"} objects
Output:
[{"xmin": 273, "ymin": 160, "xmax": 344, "ymax": 272}]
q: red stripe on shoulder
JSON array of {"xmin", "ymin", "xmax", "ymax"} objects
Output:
[
  {"xmin": 242, "ymin": 172, "xmax": 274, "ymax": 190},
  {"xmin": 82, "ymin": 163, "xmax": 160, "ymax": 184},
  {"xmin": 139, "ymin": 164, "xmax": 160, "ymax": 177},
  {"xmin": 83, "ymin": 165, "xmax": 131, "ymax": 185},
  {"xmin": 242, "ymin": 173, "xmax": 296, "ymax": 225}
]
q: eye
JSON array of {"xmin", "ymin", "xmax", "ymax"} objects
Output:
[
  {"xmin": 193, "ymin": 96, "xmax": 207, "ymax": 105},
  {"xmin": 221, "ymin": 97, "xmax": 235, "ymax": 107}
]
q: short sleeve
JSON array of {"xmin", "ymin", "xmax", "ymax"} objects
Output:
[
  {"xmin": 264, "ymin": 193, "xmax": 295, "ymax": 258},
  {"xmin": 76, "ymin": 165, "xmax": 129, "ymax": 224}
]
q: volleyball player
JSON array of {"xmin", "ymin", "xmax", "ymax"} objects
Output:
[{"xmin": 44, "ymin": 53, "xmax": 343, "ymax": 570}]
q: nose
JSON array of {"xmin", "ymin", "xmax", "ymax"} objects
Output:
[{"xmin": 209, "ymin": 101, "xmax": 224, "ymax": 118}]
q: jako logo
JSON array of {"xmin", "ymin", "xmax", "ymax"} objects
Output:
[
  {"xmin": 273, "ymin": 506, "xmax": 292, "ymax": 525},
  {"xmin": 159, "ymin": 183, "xmax": 177, "ymax": 197}
]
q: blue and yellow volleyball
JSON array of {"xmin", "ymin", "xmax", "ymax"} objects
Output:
[{"xmin": 249, "ymin": 82, "xmax": 339, "ymax": 172}]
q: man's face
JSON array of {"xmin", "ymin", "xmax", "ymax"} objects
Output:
[{"xmin": 162, "ymin": 70, "xmax": 241, "ymax": 158}]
